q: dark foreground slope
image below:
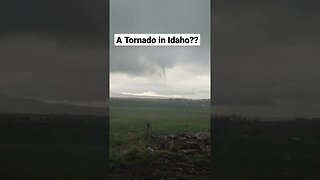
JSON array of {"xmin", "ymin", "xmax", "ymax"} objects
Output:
[
  {"xmin": 0, "ymin": 114, "xmax": 108, "ymax": 180},
  {"xmin": 212, "ymin": 116, "xmax": 320, "ymax": 180}
]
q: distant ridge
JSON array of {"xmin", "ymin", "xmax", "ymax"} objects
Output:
[{"xmin": 0, "ymin": 94, "xmax": 106, "ymax": 116}]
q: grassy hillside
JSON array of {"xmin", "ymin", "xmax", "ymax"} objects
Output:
[{"xmin": 109, "ymin": 98, "xmax": 211, "ymax": 179}]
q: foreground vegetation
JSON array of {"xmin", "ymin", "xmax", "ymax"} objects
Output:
[
  {"xmin": 0, "ymin": 114, "xmax": 108, "ymax": 179},
  {"xmin": 110, "ymin": 98, "xmax": 211, "ymax": 178},
  {"xmin": 212, "ymin": 116, "xmax": 320, "ymax": 180}
]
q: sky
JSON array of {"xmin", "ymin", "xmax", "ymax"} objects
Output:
[
  {"xmin": 1, "ymin": 0, "xmax": 320, "ymax": 117},
  {"xmin": 0, "ymin": 0, "xmax": 108, "ymax": 107},
  {"xmin": 110, "ymin": 0, "xmax": 211, "ymax": 99},
  {"xmin": 213, "ymin": 0, "xmax": 320, "ymax": 117}
]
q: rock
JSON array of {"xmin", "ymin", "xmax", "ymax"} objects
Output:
[
  {"xmin": 194, "ymin": 132, "xmax": 209, "ymax": 140},
  {"xmin": 149, "ymin": 132, "xmax": 210, "ymax": 154}
]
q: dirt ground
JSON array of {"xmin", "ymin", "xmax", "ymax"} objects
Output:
[{"xmin": 110, "ymin": 152, "xmax": 210, "ymax": 180}]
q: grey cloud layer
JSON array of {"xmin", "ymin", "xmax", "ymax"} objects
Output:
[
  {"xmin": 110, "ymin": 0, "xmax": 210, "ymax": 99},
  {"xmin": 213, "ymin": 0, "xmax": 320, "ymax": 117},
  {"xmin": 110, "ymin": 0, "xmax": 210, "ymax": 74},
  {"xmin": 0, "ymin": 0, "xmax": 108, "ymax": 102},
  {"xmin": 0, "ymin": 0, "xmax": 107, "ymax": 47}
]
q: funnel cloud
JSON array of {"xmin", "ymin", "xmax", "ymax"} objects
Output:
[{"xmin": 110, "ymin": 0, "xmax": 210, "ymax": 99}]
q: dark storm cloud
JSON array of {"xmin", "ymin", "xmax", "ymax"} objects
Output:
[
  {"xmin": 111, "ymin": 47, "xmax": 209, "ymax": 77},
  {"xmin": 110, "ymin": 0, "xmax": 210, "ymax": 99},
  {"xmin": 0, "ymin": 0, "xmax": 108, "ymax": 102},
  {"xmin": 110, "ymin": 0, "xmax": 210, "ymax": 77},
  {"xmin": 213, "ymin": 0, "xmax": 320, "ymax": 117},
  {"xmin": 0, "ymin": 0, "xmax": 107, "ymax": 47}
]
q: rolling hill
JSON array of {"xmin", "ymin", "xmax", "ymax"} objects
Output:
[{"xmin": 0, "ymin": 94, "xmax": 106, "ymax": 116}]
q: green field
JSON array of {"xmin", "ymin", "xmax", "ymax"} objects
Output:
[{"xmin": 109, "ymin": 98, "xmax": 211, "ymax": 178}]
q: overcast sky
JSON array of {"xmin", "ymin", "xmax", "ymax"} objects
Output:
[
  {"xmin": 2, "ymin": 0, "xmax": 320, "ymax": 117},
  {"xmin": 110, "ymin": 0, "xmax": 210, "ymax": 99},
  {"xmin": 0, "ymin": 0, "xmax": 108, "ymax": 106},
  {"xmin": 213, "ymin": 0, "xmax": 320, "ymax": 117}
]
